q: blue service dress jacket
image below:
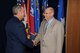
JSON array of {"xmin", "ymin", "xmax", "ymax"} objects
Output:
[{"xmin": 5, "ymin": 16, "xmax": 33, "ymax": 53}]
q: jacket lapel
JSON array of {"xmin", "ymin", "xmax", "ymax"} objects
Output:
[{"xmin": 45, "ymin": 18, "xmax": 57, "ymax": 35}]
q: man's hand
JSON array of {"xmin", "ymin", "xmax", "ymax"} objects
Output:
[{"xmin": 32, "ymin": 40, "xmax": 37, "ymax": 46}]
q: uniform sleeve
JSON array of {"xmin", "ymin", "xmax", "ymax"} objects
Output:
[{"xmin": 12, "ymin": 23, "xmax": 33, "ymax": 48}]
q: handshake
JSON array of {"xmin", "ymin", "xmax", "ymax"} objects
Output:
[
  {"xmin": 27, "ymin": 33, "xmax": 40, "ymax": 46},
  {"xmin": 32, "ymin": 40, "xmax": 37, "ymax": 46},
  {"xmin": 32, "ymin": 33, "xmax": 40, "ymax": 46}
]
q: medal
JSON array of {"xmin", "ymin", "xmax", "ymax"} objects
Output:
[
  {"xmin": 26, "ymin": 29, "xmax": 30, "ymax": 39},
  {"xmin": 27, "ymin": 34, "xmax": 30, "ymax": 39}
]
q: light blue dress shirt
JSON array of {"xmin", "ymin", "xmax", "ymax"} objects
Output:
[{"xmin": 46, "ymin": 18, "xmax": 54, "ymax": 28}]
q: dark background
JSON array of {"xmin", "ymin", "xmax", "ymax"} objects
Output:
[{"xmin": 0, "ymin": 0, "xmax": 67, "ymax": 53}]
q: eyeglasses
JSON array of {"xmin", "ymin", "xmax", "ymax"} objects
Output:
[{"xmin": 44, "ymin": 12, "xmax": 51, "ymax": 14}]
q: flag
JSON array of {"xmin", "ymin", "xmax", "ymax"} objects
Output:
[
  {"xmin": 25, "ymin": 0, "xmax": 35, "ymax": 39},
  {"xmin": 57, "ymin": 0, "xmax": 65, "ymax": 25},
  {"xmin": 27, "ymin": 0, "xmax": 35, "ymax": 40},
  {"xmin": 29, "ymin": 0, "xmax": 35, "ymax": 35},
  {"xmin": 42, "ymin": 0, "xmax": 48, "ymax": 12},
  {"xmin": 26, "ymin": 0, "xmax": 40, "ymax": 40},
  {"xmin": 26, "ymin": 0, "xmax": 30, "ymax": 39},
  {"xmin": 26, "ymin": 0, "xmax": 30, "ymax": 27},
  {"xmin": 42, "ymin": 0, "xmax": 48, "ymax": 19},
  {"xmin": 17, "ymin": 0, "xmax": 22, "ymax": 5},
  {"xmin": 57, "ymin": 0, "xmax": 66, "ymax": 35},
  {"xmin": 34, "ymin": 0, "xmax": 40, "ymax": 33}
]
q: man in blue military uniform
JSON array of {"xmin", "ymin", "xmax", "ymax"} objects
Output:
[{"xmin": 5, "ymin": 5, "xmax": 33, "ymax": 53}]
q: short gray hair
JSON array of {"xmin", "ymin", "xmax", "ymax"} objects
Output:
[
  {"xmin": 46, "ymin": 7, "xmax": 54, "ymax": 13},
  {"xmin": 12, "ymin": 5, "xmax": 22, "ymax": 15}
]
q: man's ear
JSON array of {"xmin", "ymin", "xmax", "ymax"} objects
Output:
[
  {"xmin": 51, "ymin": 12, "xmax": 54, "ymax": 16},
  {"xmin": 17, "ymin": 10, "xmax": 20, "ymax": 14}
]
